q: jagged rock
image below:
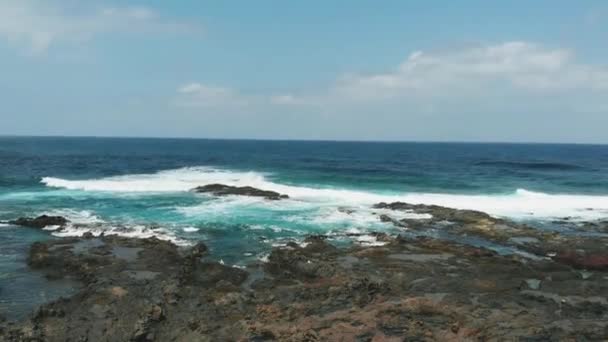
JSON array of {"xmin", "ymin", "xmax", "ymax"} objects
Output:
[
  {"xmin": 374, "ymin": 202, "xmax": 493, "ymax": 224},
  {"xmin": 190, "ymin": 242, "xmax": 208, "ymax": 258},
  {"xmin": 265, "ymin": 238, "xmax": 337, "ymax": 279},
  {"xmin": 379, "ymin": 214, "xmax": 408, "ymax": 228},
  {"xmin": 373, "ymin": 201, "xmax": 607, "ymax": 262},
  {"xmin": 10, "ymin": 215, "xmax": 68, "ymax": 229},
  {"xmin": 192, "ymin": 184, "xmax": 289, "ymax": 200},
  {"xmin": 3, "ymin": 219, "xmax": 608, "ymax": 340}
]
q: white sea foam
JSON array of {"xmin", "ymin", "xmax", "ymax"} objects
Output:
[
  {"xmin": 182, "ymin": 227, "xmax": 200, "ymax": 233},
  {"xmin": 42, "ymin": 167, "xmax": 266, "ymax": 193},
  {"xmin": 355, "ymin": 235, "xmax": 388, "ymax": 247},
  {"xmin": 40, "ymin": 209, "xmax": 190, "ymax": 245},
  {"xmin": 44, "ymin": 209, "xmax": 105, "ymax": 225},
  {"xmin": 297, "ymin": 207, "xmax": 381, "ymax": 226},
  {"xmin": 391, "ymin": 212, "xmax": 433, "ymax": 220},
  {"xmin": 344, "ymin": 227, "xmax": 363, "ymax": 235},
  {"xmin": 257, "ymin": 253, "xmax": 270, "ymax": 263},
  {"xmin": 51, "ymin": 224, "xmax": 189, "ymax": 246},
  {"xmin": 42, "ymin": 166, "xmax": 608, "ymax": 221}
]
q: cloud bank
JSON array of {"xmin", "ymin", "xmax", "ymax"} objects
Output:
[
  {"xmin": 177, "ymin": 42, "xmax": 608, "ymax": 113},
  {"xmin": 0, "ymin": 0, "xmax": 200, "ymax": 52}
]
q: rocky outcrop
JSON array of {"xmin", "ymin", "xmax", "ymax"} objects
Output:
[
  {"xmin": 192, "ymin": 184, "xmax": 289, "ymax": 200},
  {"xmin": 265, "ymin": 236, "xmax": 339, "ymax": 280},
  {"xmin": 9, "ymin": 215, "xmax": 68, "ymax": 229},
  {"xmin": 2, "ymin": 229, "xmax": 608, "ymax": 341},
  {"xmin": 374, "ymin": 202, "xmax": 608, "ymax": 271}
]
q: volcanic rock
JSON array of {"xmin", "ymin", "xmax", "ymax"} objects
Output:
[
  {"xmin": 192, "ymin": 184, "xmax": 289, "ymax": 200},
  {"xmin": 10, "ymin": 215, "xmax": 68, "ymax": 229}
]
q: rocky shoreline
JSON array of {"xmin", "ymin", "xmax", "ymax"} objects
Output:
[{"xmin": 1, "ymin": 201, "xmax": 608, "ymax": 341}]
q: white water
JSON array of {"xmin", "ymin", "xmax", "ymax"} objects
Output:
[
  {"xmin": 42, "ymin": 209, "xmax": 189, "ymax": 246},
  {"xmin": 42, "ymin": 166, "xmax": 608, "ymax": 221}
]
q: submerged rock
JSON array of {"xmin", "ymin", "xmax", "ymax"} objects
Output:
[
  {"xmin": 10, "ymin": 215, "xmax": 68, "ymax": 229},
  {"xmin": 192, "ymin": 183, "xmax": 289, "ymax": 200}
]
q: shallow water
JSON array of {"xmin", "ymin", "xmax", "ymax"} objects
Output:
[{"xmin": 0, "ymin": 225, "xmax": 78, "ymax": 321}]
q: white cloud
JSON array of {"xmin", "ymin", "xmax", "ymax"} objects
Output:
[
  {"xmin": 0, "ymin": 0, "xmax": 200, "ymax": 52},
  {"xmin": 271, "ymin": 41, "xmax": 608, "ymax": 107},
  {"xmin": 269, "ymin": 94, "xmax": 311, "ymax": 105},
  {"xmin": 175, "ymin": 41, "xmax": 608, "ymax": 120},
  {"xmin": 176, "ymin": 83, "xmax": 250, "ymax": 108},
  {"xmin": 175, "ymin": 84, "xmax": 319, "ymax": 110},
  {"xmin": 260, "ymin": 41, "xmax": 608, "ymax": 107}
]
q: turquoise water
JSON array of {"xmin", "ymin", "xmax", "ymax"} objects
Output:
[
  {"xmin": 2, "ymin": 137, "xmax": 608, "ymax": 256},
  {"xmin": 2, "ymin": 137, "xmax": 608, "ymax": 319}
]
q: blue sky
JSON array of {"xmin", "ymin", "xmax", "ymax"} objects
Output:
[{"xmin": 1, "ymin": 0, "xmax": 608, "ymax": 143}]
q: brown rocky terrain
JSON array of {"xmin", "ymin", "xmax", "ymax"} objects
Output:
[{"xmin": 1, "ymin": 202, "xmax": 608, "ymax": 341}]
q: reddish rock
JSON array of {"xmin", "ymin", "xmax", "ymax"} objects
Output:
[{"xmin": 555, "ymin": 251, "xmax": 608, "ymax": 270}]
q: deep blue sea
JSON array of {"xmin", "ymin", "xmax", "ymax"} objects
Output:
[{"xmin": 2, "ymin": 137, "xmax": 608, "ymax": 319}]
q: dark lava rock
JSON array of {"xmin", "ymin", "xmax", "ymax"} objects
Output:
[
  {"xmin": 10, "ymin": 215, "xmax": 68, "ymax": 229},
  {"xmin": 190, "ymin": 242, "xmax": 208, "ymax": 258},
  {"xmin": 192, "ymin": 183, "xmax": 289, "ymax": 200},
  {"xmin": 3, "ymin": 212, "xmax": 608, "ymax": 340},
  {"xmin": 265, "ymin": 237, "xmax": 338, "ymax": 280},
  {"xmin": 374, "ymin": 202, "xmax": 493, "ymax": 224}
]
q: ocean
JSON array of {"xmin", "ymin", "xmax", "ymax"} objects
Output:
[{"xmin": 2, "ymin": 136, "xmax": 608, "ymax": 318}]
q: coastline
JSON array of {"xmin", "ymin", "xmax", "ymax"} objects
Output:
[{"xmin": 1, "ymin": 202, "xmax": 607, "ymax": 341}]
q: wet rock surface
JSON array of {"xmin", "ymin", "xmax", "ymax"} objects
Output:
[
  {"xmin": 192, "ymin": 184, "xmax": 289, "ymax": 200},
  {"xmin": 374, "ymin": 202, "xmax": 608, "ymax": 267},
  {"xmin": 9, "ymin": 216, "xmax": 69, "ymax": 229},
  {"xmin": 2, "ymin": 204, "xmax": 608, "ymax": 341}
]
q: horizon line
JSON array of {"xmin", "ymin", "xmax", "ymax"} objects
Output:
[{"xmin": 0, "ymin": 134, "xmax": 606, "ymax": 146}]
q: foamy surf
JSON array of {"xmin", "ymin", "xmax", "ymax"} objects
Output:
[
  {"xmin": 50, "ymin": 225, "xmax": 189, "ymax": 246},
  {"xmin": 41, "ymin": 167, "xmax": 266, "ymax": 193},
  {"xmin": 42, "ymin": 166, "xmax": 608, "ymax": 221},
  {"xmin": 42, "ymin": 209, "xmax": 190, "ymax": 246}
]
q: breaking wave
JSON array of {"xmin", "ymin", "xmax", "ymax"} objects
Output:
[{"xmin": 42, "ymin": 166, "xmax": 608, "ymax": 220}]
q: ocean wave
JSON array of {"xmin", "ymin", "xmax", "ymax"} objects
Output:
[
  {"xmin": 42, "ymin": 166, "xmax": 608, "ymax": 220},
  {"xmin": 42, "ymin": 166, "xmax": 266, "ymax": 193},
  {"xmin": 44, "ymin": 209, "xmax": 105, "ymax": 225}
]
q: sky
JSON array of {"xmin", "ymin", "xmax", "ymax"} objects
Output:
[{"xmin": 1, "ymin": 0, "xmax": 607, "ymax": 143}]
